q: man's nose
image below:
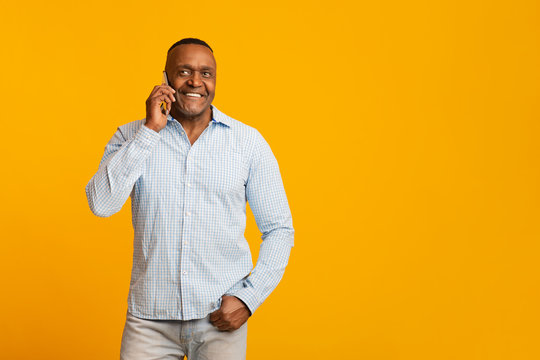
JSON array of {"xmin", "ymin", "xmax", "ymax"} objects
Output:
[{"xmin": 187, "ymin": 72, "xmax": 203, "ymax": 87}]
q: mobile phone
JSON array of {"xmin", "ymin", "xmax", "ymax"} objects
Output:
[{"xmin": 161, "ymin": 71, "xmax": 170, "ymax": 115}]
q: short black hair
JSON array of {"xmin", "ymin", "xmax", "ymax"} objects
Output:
[{"xmin": 167, "ymin": 38, "xmax": 213, "ymax": 54}]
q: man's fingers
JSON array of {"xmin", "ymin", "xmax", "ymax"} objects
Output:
[
  {"xmin": 151, "ymin": 94, "xmax": 172, "ymax": 106},
  {"xmin": 210, "ymin": 310, "xmax": 222, "ymax": 322},
  {"xmin": 147, "ymin": 92, "xmax": 174, "ymax": 109},
  {"xmin": 152, "ymin": 90, "xmax": 175, "ymax": 104},
  {"xmin": 214, "ymin": 319, "xmax": 227, "ymax": 328},
  {"xmin": 210, "ymin": 311, "xmax": 233, "ymax": 331},
  {"xmin": 214, "ymin": 320, "xmax": 231, "ymax": 331},
  {"xmin": 211, "ymin": 317, "xmax": 226, "ymax": 327},
  {"xmin": 154, "ymin": 96, "xmax": 171, "ymax": 110},
  {"xmin": 156, "ymin": 87, "xmax": 176, "ymax": 103},
  {"xmin": 151, "ymin": 84, "xmax": 175, "ymax": 93},
  {"xmin": 152, "ymin": 89, "xmax": 175, "ymax": 100},
  {"xmin": 149, "ymin": 85, "xmax": 176, "ymax": 98}
]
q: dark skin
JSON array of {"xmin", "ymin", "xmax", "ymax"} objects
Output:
[
  {"xmin": 210, "ymin": 295, "xmax": 252, "ymax": 332},
  {"xmin": 145, "ymin": 43, "xmax": 216, "ymax": 145},
  {"xmin": 144, "ymin": 43, "xmax": 251, "ymax": 331}
]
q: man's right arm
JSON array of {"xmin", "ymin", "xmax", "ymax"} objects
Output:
[
  {"xmin": 86, "ymin": 82, "xmax": 174, "ymax": 217},
  {"xmin": 85, "ymin": 124, "xmax": 161, "ymax": 217}
]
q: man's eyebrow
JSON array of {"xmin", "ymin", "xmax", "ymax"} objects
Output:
[{"xmin": 175, "ymin": 64, "xmax": 215, "ymax": 71}]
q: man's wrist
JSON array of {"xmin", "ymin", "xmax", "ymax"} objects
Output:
[
  {"xmin": 144, "ymin": 123, "xmax": 161, "ymax": 133},
  {"xmin": 230, "ymin": 289, "xmax": 259, "ymax": 316},
  {"xmin": 234, "ymin": 296, "xmax": 252, "ymax": 316}
]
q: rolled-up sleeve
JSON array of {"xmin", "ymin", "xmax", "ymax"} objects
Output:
[{"xmin": 228, "ymin": 130, "xmax": 294, "ymax": 315}]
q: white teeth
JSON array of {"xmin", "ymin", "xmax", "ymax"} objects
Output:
[{"xmin": 185, "ymin": 93, "xmax": 202, "ymax": 97}]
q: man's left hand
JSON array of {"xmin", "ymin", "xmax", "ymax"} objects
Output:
[{"xmin": 210, "ymin": 295, "xmax": 251, "ymax": 331}]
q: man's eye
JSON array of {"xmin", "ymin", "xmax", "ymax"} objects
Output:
[
  {"xmin": 180, "ymin": 70, "xmax": 190, "ymax": 76},
  {"xmin": 203, "ymin": 72, "xmax": 212, "ymax": 77}
]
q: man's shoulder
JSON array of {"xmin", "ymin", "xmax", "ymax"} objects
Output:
[{"xmin": 213, "ymin": 106, "xmax": 265, "ymax": 143}]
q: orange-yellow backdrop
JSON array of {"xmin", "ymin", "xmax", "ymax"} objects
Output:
[{"xmin": 1, "ymin": 0, "xmax": 539, "ymax": 359}]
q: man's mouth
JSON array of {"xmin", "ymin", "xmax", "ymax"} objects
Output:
[{"xmin": 183, "ymin": 92, "xmax": 204, "ymax": 98}]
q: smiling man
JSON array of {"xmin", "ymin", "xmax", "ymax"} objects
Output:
[{"xmin": 85, "ymin": 38, "xmax": 294, "ymax": 360}]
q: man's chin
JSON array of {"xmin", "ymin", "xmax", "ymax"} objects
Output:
[{"xmin": 176, "ymin": 104, "xmax": 210, "ymax": 118}]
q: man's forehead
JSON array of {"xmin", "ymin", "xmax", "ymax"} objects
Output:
[{"xmin": 167, "ymin": 44, "xmax": 216, "ymax": 68}]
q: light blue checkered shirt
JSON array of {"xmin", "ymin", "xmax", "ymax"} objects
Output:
[{"xmin": 85, "ymin": 105, "xmax": 294, "ymax": 320}]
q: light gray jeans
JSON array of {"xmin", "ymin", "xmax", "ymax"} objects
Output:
[{"xmin": 120, "ymin": 311, "xmax": 248, "ymax": 360}]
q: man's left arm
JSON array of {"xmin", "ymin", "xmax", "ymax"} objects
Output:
[
  {"xmin": 231, "ymin": 130, "xmax": 295, "ymax": 314},
  {"xmin": 210, "ymin": 129, "xmax": 294, "ymax": 331}
]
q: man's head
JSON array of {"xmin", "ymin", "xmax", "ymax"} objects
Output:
[
  {"xmin": 165, "ymin": 38, "xmax": 216, "ymax": 119},
  {"xmin": 167, "ymin": 38, "xmax": 213, "ymax": 54}
]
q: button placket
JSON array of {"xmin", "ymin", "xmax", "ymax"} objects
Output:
[{"xmin": 178, "ymin": 142, "xmax": 194, "ymax": 317}]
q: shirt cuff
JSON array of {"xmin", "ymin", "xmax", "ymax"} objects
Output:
[
  {"xmin": 134, "ymin": 124, "xmax": 161, "ymax": 150},
  {"xmin": 228, "ymin": 285, "xmax": 260, "ymax": 316}
]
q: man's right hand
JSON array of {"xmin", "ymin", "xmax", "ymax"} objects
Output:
[{"xmin": 145, "ymin": 84, "xmax": 176, "ymax": 133}]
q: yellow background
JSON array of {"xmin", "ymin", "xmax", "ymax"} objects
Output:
[{"xmin": 1, "ymin": 0, "xmax": 539, "ymax": 359}]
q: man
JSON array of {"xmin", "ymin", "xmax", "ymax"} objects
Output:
[{"xmin": 85, "ymin": 38, "xmax": 294, "ymax": 360}]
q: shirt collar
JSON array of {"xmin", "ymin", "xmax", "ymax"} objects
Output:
[
  {"xmin": 166, "ymin": 104, "xmax": 231, "ymax": 127},
  {"xmin": 209, "ymin": 105, "xmax": 231, "ymax": 127}
]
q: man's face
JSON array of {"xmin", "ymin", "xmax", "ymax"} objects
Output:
[{"xmin": 165, "ymin": 44, "xmax": 216, "ymax": 119}]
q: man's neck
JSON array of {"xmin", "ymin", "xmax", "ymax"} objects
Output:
[{"xmin": 171, "ymin": 107, "xmax": 212, "ymax": 132}]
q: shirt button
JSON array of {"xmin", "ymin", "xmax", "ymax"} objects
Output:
[
  {"xmin": 186, "ymin": 211, "xmax": 191, "ymax": 216},
  {"xmin": 183, "ymin": 241, "xmax": 188, "ymax": 245},
  {"xmin": 182, "ymin": 270, "xmax": 187, "ymax": 275},
  {"xmin": 187, "ymin": 182, "xmax": 192, "ymax": 187}
]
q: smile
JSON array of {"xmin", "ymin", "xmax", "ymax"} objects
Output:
[{"xmin": 184, "ymin": 93, "xmax": 203, "ymax": 98}]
